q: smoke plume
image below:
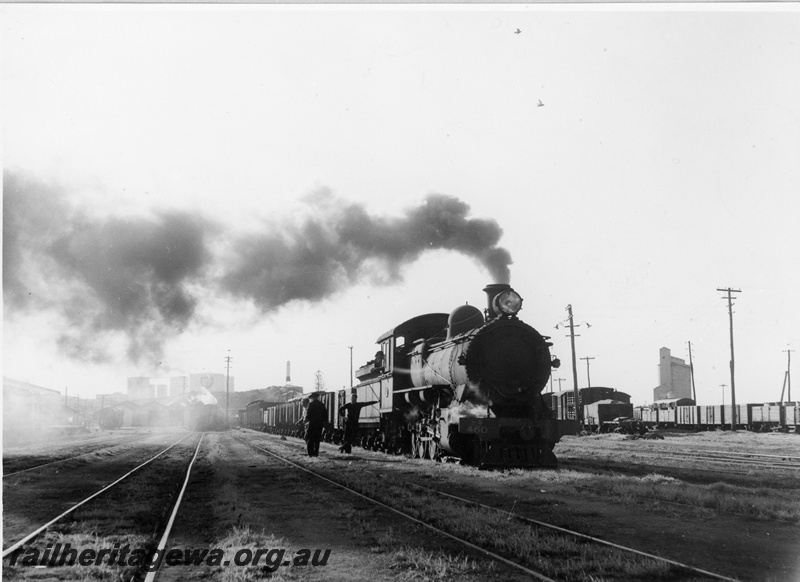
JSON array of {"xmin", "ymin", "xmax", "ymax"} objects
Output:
[
  {"xmin": 4, "ymin": 170, "xmax": 512, "ymax": 366},
  {"xmin": 220, "ymin": 188, "xmax": 512, "ymax": 309},
  {"xmin": 4, "ymin": 171, "xmax": 215, "ymax": 364}
]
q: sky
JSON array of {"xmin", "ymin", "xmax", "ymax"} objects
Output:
[{"xmin": 3, "ymin": 4, "xmax": 800, "ymax": 409}]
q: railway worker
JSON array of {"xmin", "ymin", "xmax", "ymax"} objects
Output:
[
  {"xmin": 338, "ymin": 393, "xmax": 378, "ymax": 454},
  {"xmin": 304, "ymin": 393, "xmax": 328, "ymax": 457},
  {"xmin": 296, "ymin": 397, "xmax": 310, "ymax": 439}
]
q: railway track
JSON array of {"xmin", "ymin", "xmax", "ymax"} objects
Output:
[
  {"xmin": 2, "ymin": 433, "xmax": 197, "ymax": 558},
  {"xmin": 418, "ymin": 485, "xmax": 738, "ymax": 582},
  {"xmin": 2, "ymin": 431, "xmax": 169, "ymax": 478},
  {"xmin": 5, "ymin": 429, "xmax": 793, "ymax": 580},
  {"xmin": 2, "ymin": 431, "xmax": 147, "ymax": 455},
  {"xmin": 142, "ymin": 435, "xmax": 204, "ymax": 582},
  {"xmin": 148, "ymin": 431, "xmax": 536, "ymax": 582},
  {"xmin": 235, "ymin": 432, "xmax": 739, "ymax": 582},
  {"xmin": 1, "ymin": 432, "xmax": 205, "ymax": 582},
  {"xmin": 657, "ymin": 450, "xmax": 800, "ymax": 470},
  {"xmin": 7, "ymin": 431, "xmax": 526, "ymax": 581},
  {"xmin": 235, "ymin": 434, "xmax": 560, "ymax": 581},
  {"xmin": 573, "ymin": 441, "xmax": 800, "ymax": 471},
  {"xmin": 651, "ymin": 446, "xmax": 800, "ymax": 468}
]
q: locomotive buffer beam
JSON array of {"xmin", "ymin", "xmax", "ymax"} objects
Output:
[{"xmin": 459, "ymin": 417, "xmax": 579, "ymax": 468}]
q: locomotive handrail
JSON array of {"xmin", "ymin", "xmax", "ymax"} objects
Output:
[{"xmin": 421, "ymin": 357, "xmax": 454, "ymax": 385}]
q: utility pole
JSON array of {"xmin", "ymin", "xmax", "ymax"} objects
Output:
[
  {"xmin": 566, "ymin": 305, "xmax": 580, "ymax": 421},
  {"xmin": 783, "ymin": 348, "xmax": 794, "ymax": 402},
  {"xmin": 580, "ymin": 356, "xmax": 595, "ymax": 388},
  {"xmin": 687, "ymin": 341, "xmax": 697, "ymax": 402},
  {"xmin": 718, "ymin": 287, "xmax": 741, "ymax": 430},
  {"xmin": 555, "ymin": 378, "xmax": 566, "ymax": 390},
  {"xmin": 225, "ymin": 351, "xmax": 233, "ymax": 428},
  {"xmin": 562, "ymin": 305, "xmax": 591, "ymax": 422},
  {"xmin": 348, "ymin": 346, "xmax": 353, "ymax": 391}
]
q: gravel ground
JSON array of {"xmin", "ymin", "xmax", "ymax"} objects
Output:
[
  {"xmin": 4, "ymin": 428, "xmax": 798, "ymax": 581},
  {"xmin": 156, "ymin": 432, "xmax": 532, "ymax": 582},
  {"xmin": 237, "ymin": 429, "xmax": 800, "ymax": 582},
  {"xmin": 2, "ymin": 430, "xmax": 533, "ymax": 581}
]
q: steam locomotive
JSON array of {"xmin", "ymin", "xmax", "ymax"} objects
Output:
[{"xmin": 341, "ymin": 283, "xmax": 578, "ymax": 468}]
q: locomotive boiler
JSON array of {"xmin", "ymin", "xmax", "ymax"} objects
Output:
[{"xmin": 350, "ymin": 284, "xmax": 579, "ymax": 468}]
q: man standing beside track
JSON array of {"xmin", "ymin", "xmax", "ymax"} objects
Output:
[
  {"xmin": 296, "ymin": 397, "xmax": 310, "ymax": 439},
  {"xmin": 338, "ymin": 393, "xmax": 377, "ymax": 454},
  {"xmin": 304, "ymin": 393, "xmax": 327, "ymax": 457}
]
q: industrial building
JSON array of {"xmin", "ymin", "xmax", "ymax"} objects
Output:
[
  {"xmin": 3, "ymin": 377, "xmax": 82, "ymax": 443},
  {"xmin": 653, "ymin": 347, "xmax": 693, "ymax": 402}
]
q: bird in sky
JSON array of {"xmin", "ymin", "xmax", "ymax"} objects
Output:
[
  {"xmin": 515, "ymin": 28, "xmax": 522, "ymax": 35},
  {"xmin": 537, "ymin": 99, "xmax": 544, "ymax": 107}
]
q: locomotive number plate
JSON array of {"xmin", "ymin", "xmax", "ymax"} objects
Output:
[{"xmin": 459, "ymin": 418, "xmax": 500, "ymax": 439}]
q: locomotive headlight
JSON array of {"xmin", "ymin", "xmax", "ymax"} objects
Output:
[{"xmin": 494, "ymin": 289, "xmax": 523, "ymax": 315}]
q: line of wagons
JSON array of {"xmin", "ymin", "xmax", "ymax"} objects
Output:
[
  {"xmin": 240, "ymin": 390, "xmax": 401, "ymax": 452},
  {"xmin": 242, "ymin": 386, "xmax": 640, "ymax": 449},
  {"xmin": 241, "ymin": 387, "xmax": 632, "ymax": 451},
  {"xmin": 547, "ymin": 387, "xmax": 800, "ymax": 433},
  {"xmin": 633, "ymin": 398, "xmax": 800, "ymax": 432},
  {"xmin": 241, "ymin": 386, "xmax": 800, "ymax": 453}
]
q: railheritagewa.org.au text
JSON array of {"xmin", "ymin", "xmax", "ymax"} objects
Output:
[{"xmin": 5, "ymin": 543, "xmax": 331, "ymax": 572}]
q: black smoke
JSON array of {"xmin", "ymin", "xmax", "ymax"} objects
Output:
[
  {"xmin": 4, "ymin": 171, "xmax": 512, "ymax": 365},
  {"xmin": 4, "ymin": 170, "xmax": 214, "ymax": 364},
  {"xmin": 220, "ymin": 189, "xmax": 512, "ymax": 310}
]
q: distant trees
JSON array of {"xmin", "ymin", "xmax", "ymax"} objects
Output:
[{"xmin": 314, "ymin": 370, "xmax": 325, "ymax": 392}]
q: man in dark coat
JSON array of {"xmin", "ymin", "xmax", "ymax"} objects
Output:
[
  {"xmin": 338, "ymin": 393, "xmax": 378, "ymax": 454},
  {"xmin": 304, "ymin": 393, "xmax": 327, "ymax": 457}
]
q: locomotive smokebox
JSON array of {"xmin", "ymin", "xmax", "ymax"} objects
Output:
[{"xmin": 483, "ymin": 283, "xmax": 511, "ymax": 319}]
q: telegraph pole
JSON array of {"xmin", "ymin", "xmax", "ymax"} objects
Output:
[
  {"xmin": 225, "ymin": 351, "xmax": 233, "ymax": 428},
  {"xmin": 566, "ymin": 305, "xmax": 580, "ymax": 421},
  {"xmin": 348, "ymin": 346, "xmax": 354, "ymax": 390},
  {"xmin": 580, "ymin": 356, "xmax": 595, "ymax": 388},
  {"xmin": 561, "ymin": 305, "xmax": 591, "ymax": 421},
  {"xmin": 717, "ymin": 287, "xmax": 741, "ymax": 430},
  {"xmin": 783, "ymin": 348, "xmax": 794, "ymax": 402},
  {"xmin": 687, "ymin": 341, "xmax": 697, "ymax": 402},
  {"xmin": 555, "ymin": 378, "xmax": 566, "ymax": 390}
]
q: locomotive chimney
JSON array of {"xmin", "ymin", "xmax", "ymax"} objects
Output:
[{"xmin": 483, "ymin": 283, "xmax": 511, "ymax": 319}]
